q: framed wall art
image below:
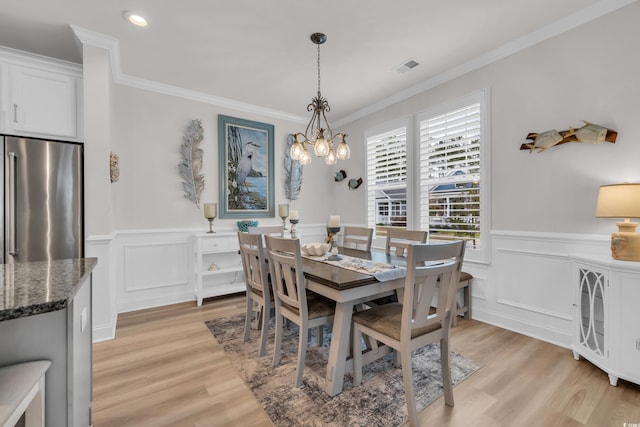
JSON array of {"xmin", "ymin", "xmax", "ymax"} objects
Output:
[{"xmin": 218, "ymin": 115, "xmax": 275, "ymax": 218}]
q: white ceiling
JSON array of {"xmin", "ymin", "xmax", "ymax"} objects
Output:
[{"xmin": 0, "ymin": 0, "xmax": 631, "ymax": 124}]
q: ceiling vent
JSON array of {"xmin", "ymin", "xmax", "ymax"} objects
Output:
[{"xmin": 395, "ymin": 58, "xmax": 420, "ymax": 74}]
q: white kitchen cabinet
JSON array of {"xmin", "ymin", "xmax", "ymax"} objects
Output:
[
  {"xmin": 0, "ymin": 47, "xmax": 82, "ymax": 141},
  {"xmin": 193, "ymin": 232, "xmax": 245, "ymax": 306},
  {"xmin": 571, "ymin": 254, "xmax": 640, "ymax": 387}
]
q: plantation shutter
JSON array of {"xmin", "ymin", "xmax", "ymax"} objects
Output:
[
  {"xmin": 366, "ymin": 126, "xmax": 407, "ymax": 229},
  {"xmin": 419, "ymin": 103, "xmax": 481, "ymax": 247}
]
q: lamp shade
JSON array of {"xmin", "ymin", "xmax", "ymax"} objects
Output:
[{"xmin": 595, "ymin": 183, "xmax": 640, "ymax": 219}]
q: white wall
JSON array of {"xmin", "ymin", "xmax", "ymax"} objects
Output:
[
  {"xmin": 336, "ymin": 2, "xmax": 640, "ymax": 235},
  {"xmin": 80, "ymin": 2, "xmax": 640, "ymax": 344},
  {"xmin": 334, "ymin": 2, "xmax": 640, "ymax": 347},
  {"xmin": 110, "ymin": 84, "xmax": 337, "ymax": 230}
]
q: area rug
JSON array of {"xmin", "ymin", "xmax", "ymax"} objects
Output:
[{"xmin": 206, "ymin": 314, "xmax": 480, "ymax": 427}]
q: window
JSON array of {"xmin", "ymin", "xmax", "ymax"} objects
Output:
[
  {"xmin": 365, "ymin": 89, "xmax": 490, "ymax": 262},
  {"xmin": 366, "ymin": 124, "xmax": 407, "ymax": 233},
  {"xmin": 418, "ymin": 90, "xmax": 489, "ymax": 262}
]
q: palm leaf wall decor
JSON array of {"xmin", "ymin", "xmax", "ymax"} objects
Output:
[{"xmin": 179, "ymin": 119, "xmax": 205, "ymax": 207}]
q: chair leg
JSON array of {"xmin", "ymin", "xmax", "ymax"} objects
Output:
[
  {"xmin": 393, "ymin": 349, "xmax": 401, "ymax": 368},
  {"xmin": 400, "ymin": 350, "xmax": 418, "ymax": 427},
  {"xmin": 463, "ymin": 280, "xmax": 472, "ymax": 320},
  {"xmin": 258, "ymin": 300, "xmax": 269, "ymax": 357},
  {"xmin": 243, "ymin": 294, "xmax": 253, "ymax": 342},
  {"xmin": 272, "ymin": 313, "xmax": 284, "ymax": 367},
  {"xmin": 316, "ymin": 325, "xmax": 324, "ymax": 347},
  {"xmin": 295, "ymin": 325, "xmax": 309, "ymax": 387},
  {"xmin": 352, "ymin": 326, "xmax": 363, "ymax": 386},
  {"xmin": 440, "ymin": 336, "xmax": 454, "ymax": 407}
]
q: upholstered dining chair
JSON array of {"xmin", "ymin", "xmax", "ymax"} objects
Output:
[
  {"xmin": 385, "ymin": 228, "xmax": 428, "ymax": 257},
  {"xmin": 237, "ymin": 231, "xmax": 272, "ymax": 357},
  {"xmin": 264, "ymin": 235, "xmax": 335, "ymax": 387},
  {"xmin": 352, "ymin": 240, "xmax": 466, "ymax": 427},
  {"xmin": 342, "ymin": 226, "xmax": 374, "ymax": 251}
]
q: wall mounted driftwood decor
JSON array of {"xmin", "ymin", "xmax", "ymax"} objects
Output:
[
  {"xmin": 179, "ymin": 119, "xmax": 205, "ymax": 207},
  {"xmin": 521, "ymin": 120, "xmax": 617, "ymax": 153}
]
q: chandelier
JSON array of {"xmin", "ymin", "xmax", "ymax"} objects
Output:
[{"xmin": 290, "ymin": 33, "xmax": 350, "ymax": 165}]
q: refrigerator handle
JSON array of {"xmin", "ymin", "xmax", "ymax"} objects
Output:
[
  {"xmin": 13, "ymin": 104, "xmax": 18, "ymax": 123},
  {"xmin": 8, "ymin": 152, "xmax": 18, "ymax": 256}
]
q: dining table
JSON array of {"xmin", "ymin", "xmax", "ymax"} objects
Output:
[{"xmin": 301, "ymin": 247, "xmax": 408, "ymax": 396}]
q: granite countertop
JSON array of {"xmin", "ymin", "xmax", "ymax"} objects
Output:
[{"xmin": 0, "ymin": 258, "xmax": 97, "ymax": 322}]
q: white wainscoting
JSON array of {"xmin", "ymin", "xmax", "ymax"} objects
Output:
[
  {"xmin": 86, "ymin": 234, "xmax": 116, "ymax": 342},
  {"xmin": 100, "ymin": 226, "xmax": 611, "ymax": 347},
  {"xmin": 113, "ymin": 229, "xmax": 196, "ymax": 314},
  {"xmin": 110, "ymin": 225, "xmax": 328, "ymax": 316},
  {"xmin": 471, "ymin": 230, "xmax": 610, "ymax": 349}
]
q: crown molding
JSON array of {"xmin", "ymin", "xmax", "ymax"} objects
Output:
[
  {"xmin": 70, "ymin": 25, "xmax": 307, "ymax": 124},
  {"xmin": 334, "ymin": 0, "xmax": 638, "ymax": 127},
  {"xmin": 70, "ymin": 0, "xmax": 636, "ymax": 128}
]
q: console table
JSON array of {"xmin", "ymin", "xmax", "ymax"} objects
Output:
[{"xmin": 571, "ymin": 254, "xmax": 640, "ymax": 387}]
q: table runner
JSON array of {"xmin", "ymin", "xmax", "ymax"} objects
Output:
[{"xmin": 302, "ymin": 253, "xmax": 406, "ymax": 282}]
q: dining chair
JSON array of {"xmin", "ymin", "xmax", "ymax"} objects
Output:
[
  {"xmin": 385, "ymin": 228, "xmax": 428, "ymax": 257},
  {"xmin": 264, "ymin": 235, "xmax": 336, "ymax": 387},
  {"xmin": 352, "ymin": 240, "xmax": 466, "ymax": 427},
  {"xmin": 238, "ymin": 231, "xmax": 272, "ymax": 357},
  {"xmin": 342, "ymin": 226, "xmax": 374, "ymax": 251}
]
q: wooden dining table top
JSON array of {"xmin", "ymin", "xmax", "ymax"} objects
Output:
[{"xmin": 301, "ymin": 247, "xmax": 407, "ymax": 291}]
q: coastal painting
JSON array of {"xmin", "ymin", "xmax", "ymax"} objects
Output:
[{"xmin": 218, "ymin": 115, "xmax": 274, "ymax": 218}]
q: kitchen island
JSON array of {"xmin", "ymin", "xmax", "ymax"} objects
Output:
[{"xmin": 0, "ymin": 258, "xmax": 97, "ymax": 426}]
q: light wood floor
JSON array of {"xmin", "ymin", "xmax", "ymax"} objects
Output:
[{"xmin": 93, "ymin": 295, "xmax": 640, "ymax": 426}]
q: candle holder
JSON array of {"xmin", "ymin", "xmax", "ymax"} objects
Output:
[
  {"xmin": 290, "ymin": 219, "xmax": 299, "ymax": 239},
  {"xmin": 326, "ymin": 226, "xmax": 342, "ymax": 261},
  {"xmin": 280, "ymin": 215, "xmax": 289, "ymax": 232},
  {"xmin": 279, "ymin": 204, "xmax": 289, "ymax": 231},
  {"xmin": 203, "ymin": 203, "xmax": 217, "ymax": 233}
]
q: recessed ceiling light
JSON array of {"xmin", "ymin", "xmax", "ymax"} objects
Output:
[{"xmin": 123, "ymin": 11, "xmax": 148, "ymax": 27}]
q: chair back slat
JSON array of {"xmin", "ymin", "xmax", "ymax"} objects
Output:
[
  {"xmin": 400, "ymin": 241, "xmax": 465, "ymax": 337},
  {"xmin": 386, "ymin": 229, "xmax": 428, "ymax": 256},
  {"xmin": 343, "ymin": 226, "xmax": 373, "ymax": 251},
  {"xmin": 265, "ymin": 236, "xmax": 307, "ymax": 316},
  {"xmin": 247, "ymin": 225, "xmax": 284, "ymax": 236}
]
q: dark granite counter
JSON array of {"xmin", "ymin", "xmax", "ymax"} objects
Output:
[{"xmin": 0, "ymin": 258, "xmax": 97, "ymax": 321}]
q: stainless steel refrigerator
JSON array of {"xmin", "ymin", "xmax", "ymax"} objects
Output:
[{"xmin": 1, "ymin": 135, "xmax": 83, "ymax": 263}]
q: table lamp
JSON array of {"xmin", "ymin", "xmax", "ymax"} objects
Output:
[{"xmin": 595, "ymin": 183, "xmax": 640, "ymax": 261}]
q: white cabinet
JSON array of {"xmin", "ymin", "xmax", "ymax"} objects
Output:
[
  {"xmin": 0, "ymin": 47, "xmax": 82, "ymax": 141},
  {"xmin": 571, "ymin": 254, "xmax": 640, "ymax": 387},
  {"xmin": 193, "ymin": 232, "xmax": 245, "ymax": 306}
]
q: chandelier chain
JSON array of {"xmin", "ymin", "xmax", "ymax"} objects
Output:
[{"xmin": 317, "ymin": 43, "xmax": 321, "ymax": 96}]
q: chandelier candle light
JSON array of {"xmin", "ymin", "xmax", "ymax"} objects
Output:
[
  {"xmin": 595, "ymin": 183, "xmax": 640, "ymax": 261},
  {"xmin": 290, "ymin": 33, "xmax": 350, "ymax": 165}
]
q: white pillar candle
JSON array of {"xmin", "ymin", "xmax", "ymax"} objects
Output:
[
  {"xmin": 290, "ymin": 210, "xmax": 299, "ymax": 220},
  {"xmin": 328, "ymin": 215, "xmax": 340, "ymax": 227},
  {"xmin": 204, "ymin": 203, "xmax": 217, "ymax": 219},
  {"xmin": 278, "ymin": 204, "xmax": 289, "ymax": 218}
]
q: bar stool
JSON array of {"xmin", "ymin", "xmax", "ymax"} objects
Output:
[{"xmin": 0, "ymin": 360, "xmax": 51, "ymax": 427}]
